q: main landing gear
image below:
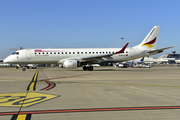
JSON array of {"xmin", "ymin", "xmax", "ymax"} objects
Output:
[{"xmin": 83, "ymin": 66, "xmax": 93, "ymax": 71}]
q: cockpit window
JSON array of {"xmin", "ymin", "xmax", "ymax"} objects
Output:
[{"xmin": 12, "ymin": 52, "xmax": 19, "ymax": 55}]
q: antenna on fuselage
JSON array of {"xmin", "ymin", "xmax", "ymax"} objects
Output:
[{"xmin": 10, "ymin": 47, "xmax": 24, "ymax": 50}]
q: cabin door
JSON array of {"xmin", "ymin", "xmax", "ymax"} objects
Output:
[{"xmin": 26, "ymin": 49, "xmax": 31, "ymax": 59}]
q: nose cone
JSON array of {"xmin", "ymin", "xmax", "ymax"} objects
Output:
[{"xmin": 3, "ymin": 57, "xmax": 9, "ymax": 63}]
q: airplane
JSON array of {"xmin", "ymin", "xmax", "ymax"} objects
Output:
[
  {"xmin": 134, "ymin": 57, "xmax": 145, "ymax": 64},
  {"xmin": 4, "ymin": 26, "xmax": 173, "ymax": 71}
]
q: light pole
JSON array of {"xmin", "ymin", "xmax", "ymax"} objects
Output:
[{"xmin": 121, "ymin": 38, "xmax": 125, "ymax": 48}]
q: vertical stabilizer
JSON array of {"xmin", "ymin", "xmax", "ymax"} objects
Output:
[{"xmin": 139, "ymin": 26, "xmax": 160, "ymax": 49}]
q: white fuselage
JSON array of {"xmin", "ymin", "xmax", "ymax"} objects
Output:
[{"xmin": 4, "ymin": 47, "xmax": 149, "ymax": 65}]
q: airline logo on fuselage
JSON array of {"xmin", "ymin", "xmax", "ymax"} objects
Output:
[
  {"xmin": 35, "ymin": 50, "xmax": 65, "ymax": 52},
  {"xmin": 142, "ymin": 37, "xmax": 156, "ymax": 48}
]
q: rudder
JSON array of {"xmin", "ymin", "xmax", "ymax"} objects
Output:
[{"xmin": 139, "ymin": 26, "xmax": 160, "ymax": 49}]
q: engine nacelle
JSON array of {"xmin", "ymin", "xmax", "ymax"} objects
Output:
[{"xmin": 63, "ymin": 60, "xmax": 78, "ymax": 69}]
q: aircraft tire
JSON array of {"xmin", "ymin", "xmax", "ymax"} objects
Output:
[
  {"xmin": 83, "ymin": 66, "xmax": 88, "ymax": 71},
  {"xmin": 88, "ymin": 66, "xmax": 93, "ymax": 71},
  {"xmin": 22, "ymin": 67, "xmax": 26, "ymax": 71}
]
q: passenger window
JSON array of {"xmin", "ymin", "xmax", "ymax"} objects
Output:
[
  {"xmin": 35, "ymin": 53, "xmax": 37, "ymax": 54},
  {"xmin": 77, "ymin": 52, "xmax": 79, "ymax": 54},
  {"xmin": 93, "ymin": 52, "xmax": 94, "ymax": 54},
  {"xmin": 58, "ymin": 52, "xmax": 60, "ymax": 54},
  {"xmin": 126, "ymin": 51, "xmax": 128, "ymax": 53},
  {"xmin": 100, "ymin": 52, "xmax": 101, "ymax": 54},
  {"xmin": 69, "ymin": 52, "xmax": 71, "ymax": 54},
  {"xmin": 39, "ymin": 53, "xmax": 40, "ymax": 54},
  {"xmin": 65, "ymin": 52, "xmax": 67, "ymax": 54},
  {"xmin": 106, "ymin": 52, "xmax": 108, "ymax": 54},
  {"xmin": 96, "ymin": 52, "xmax": 98, "ymax": 54},
  {"xmin": 54, "ymin": 52, "xmax": 56, "ymax": 54},
  {"xmin": 43, "ymin": 52, "xmax": 44, "ymax": 54},
  {"xmin": 73, "ymin": 52, "xmax": 75, "ymax": 54},
  {"xmin": 85, "ymin": 52, "xmax": 87, "ymax": 54},
  {"xmin": 89, "ymin": 52, "xmax": 91, "ymax": 54},
  {"xmin": 50, "ymin": 52, "xmax": 52, "ymax": 54},
  {"xmin": 62, "ymin": 52, "xmax": 63, "ymax": 54},
  {"xmin": 46, "ymin": 52, "xmax": 48, "ymax": 54},
  {"xmin": 103, "ymin": 52, "xmax": 104, "ymax": 54}
]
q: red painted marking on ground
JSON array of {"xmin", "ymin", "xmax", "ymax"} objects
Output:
[
  {"xmin": 41, "ymin": 80, "xmax": 56, "ymax": 91},
  {"xmin": 44, "ymin": 74, "xmax": 92, "ymax": 81},
  {"xmin": 1, "ymin": 106, "xmax": 180, "ymax": 116}
]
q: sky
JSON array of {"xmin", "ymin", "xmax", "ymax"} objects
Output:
[{"xmin": 0, "ymin": 0, "xmax": 180, "ymax": 59}]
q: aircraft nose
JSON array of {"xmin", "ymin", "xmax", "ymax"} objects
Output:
[{"xmin": 3, "ymin": 57, "xmax": 9, "ymax": 63}]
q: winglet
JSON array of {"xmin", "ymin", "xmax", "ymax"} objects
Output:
[{"xmin": 114, "ymin": 43, "xmax": 129, "ymax": 54}]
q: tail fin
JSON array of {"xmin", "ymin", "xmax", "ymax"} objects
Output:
[
  {"xmin": 140, "ymin": 57, "xmax": 144, "ymax": 62},
  {"xmin": 139, "ymin": 26, "xmax": 160, "ymax": 49}
]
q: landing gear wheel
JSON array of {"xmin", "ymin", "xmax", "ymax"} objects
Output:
[
  {"xmin": 88, "ymin": 66, "xmax": 93, "ymax": 71},
  {"xmin": 83, "ymin": 66, "xmax": 88, "ymax": 71},
  {"xmin": 22, "ymin": 67, "xmax": 26, "ymax": 71}
]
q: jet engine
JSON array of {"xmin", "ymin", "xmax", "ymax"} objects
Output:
[{"xmin": 63, "ymin": 60, "xmax": 79, "ymax": 69}]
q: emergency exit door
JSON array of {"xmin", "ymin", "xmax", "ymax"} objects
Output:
[{"xmin": 26, "ymin": 49, "xmax": 31, "ymax": 59}]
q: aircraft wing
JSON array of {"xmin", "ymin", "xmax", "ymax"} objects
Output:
[
  {"xmin": 146, "ymin": 46, "xmax": 174, "ymax": 55},
  {"xmin": 81, "ymin": 43, "xmax": 129, "ymax": 61}
]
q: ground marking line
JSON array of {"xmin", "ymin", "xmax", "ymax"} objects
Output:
[
  {"xmin": 128, "ymin": 86, "xmax": 180, "ymax": 100},
  {"xmin": 59, "ymin": 81, "xmax": 180, "ymax": 88},
  {"xmin": 2, "ymin": 106, "xmax": 180, "ymax": 116},
  {"xmin": 40, "ymin": 80, "xmax": 56, "ymax": 91},
  {"xmin": 27, "ymin": 71, "xmax": 39, "ymax": 91},
  {"xmin": 11, "ymin": 71, "xmax": 39, "ymax": 120}
]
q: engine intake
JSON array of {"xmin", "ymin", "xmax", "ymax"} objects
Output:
[{"xmin": 63, "ymin": 60, "xmax": 79, "ymax": 69}]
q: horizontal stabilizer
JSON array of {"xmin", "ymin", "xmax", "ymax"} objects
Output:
[{"xmin": 146, "ymin": 46, "xmax": 174, "ymax": 55}]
